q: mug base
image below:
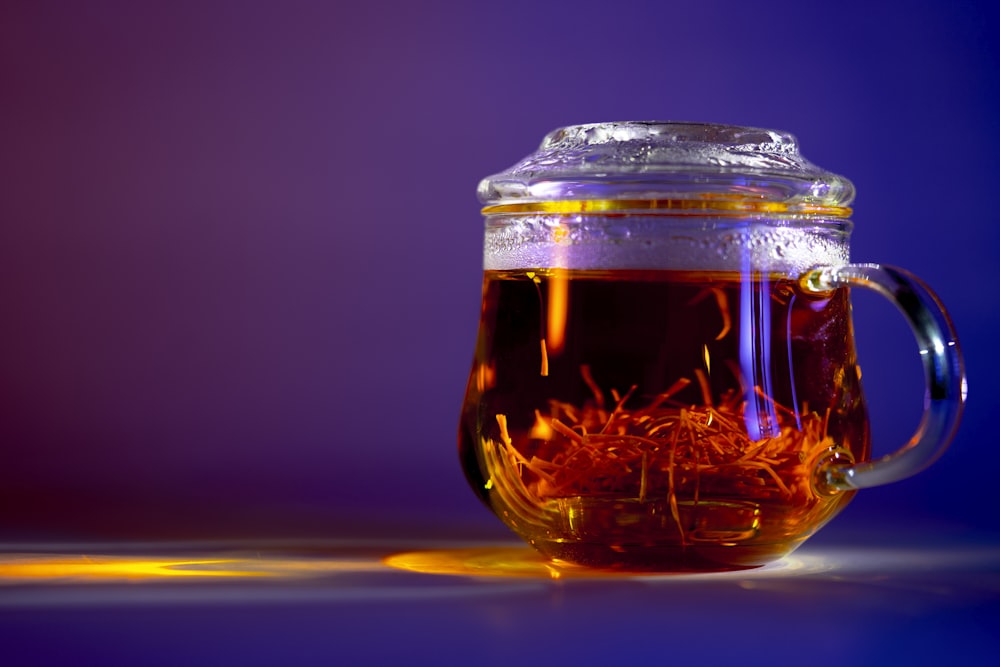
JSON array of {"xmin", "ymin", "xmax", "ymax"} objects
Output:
[
  {"xmin": 508, "ymin": 495, "xmax": 834, "ymax": 572},
  {"xmin": 532, "ymin": 537, "xmax": 800, "ymax": 572}
]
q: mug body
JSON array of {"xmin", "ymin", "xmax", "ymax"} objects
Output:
[{"xmin": 459, "ymin": 214, "xmax": 869, "ymax": 570}]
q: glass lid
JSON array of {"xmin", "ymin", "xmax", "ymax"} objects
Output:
[{"xmin": 478, "ymin": 121, "xmax": 854, "ymax": 216}]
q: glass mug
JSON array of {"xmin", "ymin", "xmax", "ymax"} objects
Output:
[{"xmin": 458, "ymin": 122, "xmax": 966, "ymax": 571}]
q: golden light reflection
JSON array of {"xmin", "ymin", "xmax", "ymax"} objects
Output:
[
  {"xmin": 481, "ymin": 198, "xmax": 852, "ymax": 218},
  {"xmin": 546, "ymin": 272, "xmax": 569, "ymax": 355},
  {"xmin": 386, "ymin": 546, "xmax": 581, "ymax": 580},
  {"xmin": 475, "ymin": 361, "xmax": 496, "ymax": 393},
  {"xmin": 0, "ymin": 554, "xmax": 384, "ymax": 584}
]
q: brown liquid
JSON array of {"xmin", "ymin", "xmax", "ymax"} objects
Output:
[{"xmin": 459, "ymin": 269, "xmax": 869, "ymax": 571}]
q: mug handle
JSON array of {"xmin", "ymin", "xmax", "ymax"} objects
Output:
[{"xmin": 801, "ymin": 264, "xmax": 967, "ymax": 493}]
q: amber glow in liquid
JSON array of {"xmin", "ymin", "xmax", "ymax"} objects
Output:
[{"xmin": 459, "ymin": 269, "xmax": 870, "ymax": 571}]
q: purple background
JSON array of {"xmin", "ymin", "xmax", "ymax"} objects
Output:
[{"xmin": 1, "ymin": 0, "xmax": 997, "ymax": 541}]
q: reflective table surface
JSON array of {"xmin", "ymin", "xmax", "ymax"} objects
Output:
[{"xmin": 1, "ymin": 523, "xmax": 998, "ymax": 666}]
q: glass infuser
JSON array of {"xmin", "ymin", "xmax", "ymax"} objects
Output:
[{"xmin": 458, "ymin": 122, "xmax": 965, "ymax": 571}]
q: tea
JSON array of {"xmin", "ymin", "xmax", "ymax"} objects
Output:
[{"xmin": 459, "ymin": 269, "xmax": 870, "ymax": 570}]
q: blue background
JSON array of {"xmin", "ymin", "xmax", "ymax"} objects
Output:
[{"xmin": 1, "ymin": 0, "xmax": 997, "ymax": 541}]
